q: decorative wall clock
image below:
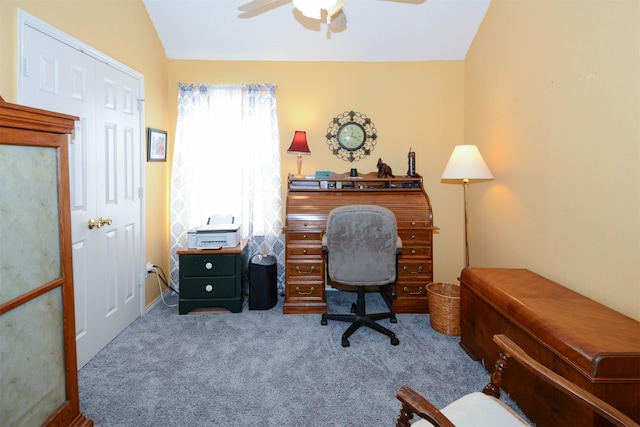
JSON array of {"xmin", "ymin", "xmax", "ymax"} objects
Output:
[{"xmin": 326, "ymin": 111, "xmax": 378, "ymax": 162}]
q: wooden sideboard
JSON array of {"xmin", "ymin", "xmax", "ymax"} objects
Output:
[
  {"xmin": 0, "ymin": 98, "xmax": 92, "ymax": 426},
  {"xmin": 283, "ymin": 172, "xmax": 436, "ymax": 314}
]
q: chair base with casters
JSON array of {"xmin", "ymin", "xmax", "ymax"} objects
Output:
[
  {"xmin": 320, "ymin": 204, "xmax": 402, "ymax": 348},
  {"xmin": 321, "ymin": 286, "xmax": 399, "ymax": 347}
]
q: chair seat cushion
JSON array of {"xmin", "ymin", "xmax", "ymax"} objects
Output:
[{"xmin": 412, "ymin": 392, "xmax": 530, "ymax": 427}]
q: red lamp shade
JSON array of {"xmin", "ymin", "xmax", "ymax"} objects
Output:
[
  {"xmin": 287, "ymin": 131, "xmax": 311, "ymax": 177},
  {"xmin": 287, "ymin": 131, "xmax": 311, "ymax": 154}
]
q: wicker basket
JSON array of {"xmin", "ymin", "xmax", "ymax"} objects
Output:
[{"xmin": 426, "ymin": 282, "xmax": 461, "ymax": 336}]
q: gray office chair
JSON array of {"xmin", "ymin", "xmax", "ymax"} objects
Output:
[{"xmin": 321, "ymin": 204, "xmax": 402, "ymax": 347}]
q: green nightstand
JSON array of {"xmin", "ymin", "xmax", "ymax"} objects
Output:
[{"xmin": 177, "ymin": 239, "xmax": 248, "ymax": 314}]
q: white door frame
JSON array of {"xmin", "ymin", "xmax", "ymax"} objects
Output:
[{"xmin": 16, "ymin": 10, "xmax": 147, "ymax": 318}]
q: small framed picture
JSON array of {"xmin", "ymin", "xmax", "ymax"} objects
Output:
[{"xmin": 147, "ymin": 128, "xmax": 167, "ymax": 162}]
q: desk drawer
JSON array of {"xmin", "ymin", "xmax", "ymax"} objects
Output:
[
  {"xmin": 397, "ymin": 219, "xmax": 432, "ymax": 228},
  {"xmin": 285, "ymin": 281, "xmax": 325, "ymax": 300},
  {"xmin": 286, "ymin": 259, "xmax": 324, "ymax": 278},
  {"xmin": 286, "ymin": 231, "xmax": 323, "ymax": 243},
  {"xmin": 398, "ymin": 229, "xmax": 432, "ymax": 246},
  {"xmin": 398, "ymin": 258, "xmax": 433, "ymax": 280},
  {"xmin": 285, "ymin": 219, "xmax": 326, "ymax": 231},
  {"xmin": 399, "ymin": 246, "xmax": 431, "ymax": 258},
  {"xmin": 287, "ymin": 245, "xmax": 324, "ymax": 257},
  {"xmin": 180, "ymin": 254, "xmax": 236, "ymax": 277},
  {"xmin": 180, "ymin": 277, "xmax": 238, "ymax": 299},
  {"xmin": 398, "ymin": 283, "xmax": 428, "ymax": 298}
]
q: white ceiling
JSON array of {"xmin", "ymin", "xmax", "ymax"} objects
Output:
[{"xmin": 142, "ymin": 0, "xmax": 491, "ymax": 62}]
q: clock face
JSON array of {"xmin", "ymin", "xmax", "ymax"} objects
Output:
[
  {"xmin": 326, "ymin": 111, "xmax": 378, "ymax": 162},
  {"xmin": 337, "ymin": 123, "xmax": 366, "ymax": 151}
]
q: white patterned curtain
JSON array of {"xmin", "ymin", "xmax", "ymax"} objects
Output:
[{"xmin": 169, "ymin": 83, "xmax": 284, "ymax": 292}]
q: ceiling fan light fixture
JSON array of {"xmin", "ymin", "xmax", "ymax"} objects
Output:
[{"xmin": 293, "ymin": 0, "xmax": 340, "ymax": 20}]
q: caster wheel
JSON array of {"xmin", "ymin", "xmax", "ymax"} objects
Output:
[
  {"xmin": 390, "ymin": 315, "xmax": 397, "ymax": 324},
  {"xmin": 321, "ymin": 318, "xmax": 328, "ymax": 326},
  {"xmin": 341, "ymin": 337, "xmax": 350, "ymax": 347},
  {"xmin": 391, "ymin": 336, "xmax": 400, "ymax": 346}
]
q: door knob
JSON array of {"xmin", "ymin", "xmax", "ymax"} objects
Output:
[
  {"xmin": 98, "ymin": 217, "xmax": 113, "ymax": 227},
  {"xmin": 88, "ymin": 217, "xmax": 113, "ymax": 229}
]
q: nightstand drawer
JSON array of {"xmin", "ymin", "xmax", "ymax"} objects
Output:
[
  {"xmin": 180, "ymin": 277, "xmax": 238, "ymax": 299},
  {"xmin": 180, "ymin": 254, "xmax": 236, "ymax": 277}
]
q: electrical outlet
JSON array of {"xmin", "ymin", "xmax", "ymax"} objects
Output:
[{"xmin": 146, "ymin": 262, "xmax": 154, "ymax": 277}]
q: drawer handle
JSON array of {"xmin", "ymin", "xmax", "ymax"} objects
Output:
[
  {"xmin": 411, "ymin": 249, "xmax": 416, "ymax": 255},
  {"xmin": 411, "ymin": 234, "xmax": 416, "ymax": 240},
  {"xmin": 205, "ymin": 284, "xmax": 213, "ymax": 292},
  {"xmin": 205, "ymin": 262, "xmax": 213, "ymax": 270},
  {"xmin": 403, "ymin": 286, "xmax": 424, "ymax": 295},
  {"xmin": 411, "ymin": 221, "xmax": 416, "ymax": 226},
  {"xmin": 303, "ymin": 222, "xmax": 309, "ymax": 227},
  {"xmin": 295, "ymin": 266, "xmax": 316, "ymax": 274},
  {"xmin": 303, "ymin": 249, "xmax": 307, "ymax": 254},
  {"xmin": 403, "ymin": 265, "xmax": 423, "ymax": 274},
  {"xmin": 295, "ymin": 286, "xmax": 315, "ymax": 295},
  {"xmin": 302, "ymin": 234, "xmax": 308, "ymax": 239}
]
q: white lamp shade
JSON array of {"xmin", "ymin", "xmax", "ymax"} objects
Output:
[{"xmin": 441, "ymin": 145, "xmax": 494, "ymax": 181}]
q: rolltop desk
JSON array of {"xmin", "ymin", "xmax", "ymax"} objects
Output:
[{"xmin": 283, "ymin": 172, "xmax": 436, "ymax": 314}]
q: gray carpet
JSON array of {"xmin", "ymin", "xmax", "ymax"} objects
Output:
[{"xmin": 78, "ymin": 290, "xmax": 527, "ymax": 426}]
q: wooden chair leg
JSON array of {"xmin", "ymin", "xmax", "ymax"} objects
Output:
[{"xmin": 483, "ymin": 351, "xmax": 509, "ymax": 398}]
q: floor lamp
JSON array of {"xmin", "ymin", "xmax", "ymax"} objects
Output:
[{"xmin": 441, "ymin": 145, "xmax": 493, "ymax": 267}]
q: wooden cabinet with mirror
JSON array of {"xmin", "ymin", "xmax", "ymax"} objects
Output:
[{"xmin": 0, "ymin": 98, "xmax": 92, "ymax": 426}]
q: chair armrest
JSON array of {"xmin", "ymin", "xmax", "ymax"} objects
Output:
[
  {"xmin": 396, "ymin": 385, "xmax": 456, "ymax": 427},
  {"xmin": 492, "ymin": 334, "xmax": 639, "ymax": 427}
]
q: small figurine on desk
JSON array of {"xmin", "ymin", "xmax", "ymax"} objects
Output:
[{"xmin": 377, "ymin": 158, "xmax": 395, "ymax": 178}]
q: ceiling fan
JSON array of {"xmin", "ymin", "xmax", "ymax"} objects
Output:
[{"xmin": 238, "ymin": 0, "xmax": 423, "ymax": 32}]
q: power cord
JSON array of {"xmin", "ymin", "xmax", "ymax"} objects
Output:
[
  {"xmin": 150, "ymin": 264, "xmax": 178, "ymax": 293},
  {"xmin": 149, "ymin": 264, "xmax": 179, "ymax": 308}
]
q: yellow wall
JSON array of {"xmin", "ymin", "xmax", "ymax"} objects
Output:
[
  {"xmin": 2, "ymin": 0, "xmax": 638, "ymax": 320},
  {"xmin": 167, "ymin": 60, "xmax": 467, "ymax": 287},
  {"xmin": 465, "ymin": 0, "xmax": 640, "ymax": 320},
  {"xmin": 0, "ymin": 0, "xmax": 170, "ymax": 307}
]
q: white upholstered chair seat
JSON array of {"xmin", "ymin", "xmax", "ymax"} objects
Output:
[{"xmin": 411, "ymin": 392, "xmax": 530, "ymax": 427}]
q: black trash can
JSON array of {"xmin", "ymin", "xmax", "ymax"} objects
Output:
[{"xmin": 248, "ymin": 254, "xmax": 277, "ymax": 310}]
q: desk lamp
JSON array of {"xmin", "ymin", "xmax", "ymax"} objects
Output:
[
  {"xmin": 287, "ymin": 131, "xmax": 311, "ymax": 178},
  {"xmin": 441, "ymin": 145, "xmax": 493, "ymax": 267}
]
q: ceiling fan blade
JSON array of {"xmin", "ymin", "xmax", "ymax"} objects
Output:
[{"xmin": 326, "ymin": 0, "xmax": 345, "ymax": 18}]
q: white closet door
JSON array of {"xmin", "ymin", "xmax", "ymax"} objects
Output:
[{"xmin": 19, "ymin": 17, "xmax": 144, "ymax": 368}]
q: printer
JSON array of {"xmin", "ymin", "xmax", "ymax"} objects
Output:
[{"xmin": 187, "ymin": 214, "xmax": 241, "ymax": 249}]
